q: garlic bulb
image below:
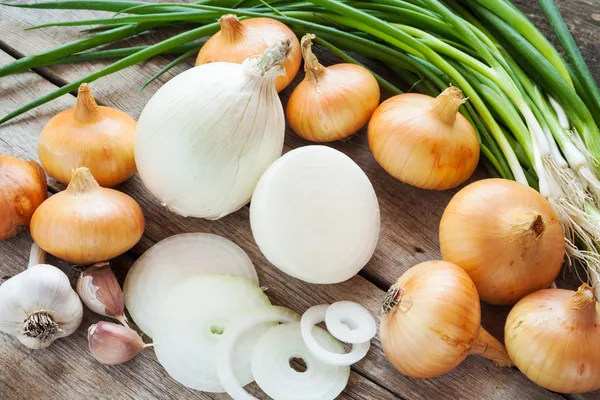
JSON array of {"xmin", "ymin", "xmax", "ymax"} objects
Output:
[
  {"xmin": 38, "ymin": 83, "xmax": 137, "ymax": 187},
  {"xmin": 0, "ymin": 244, "xmax": 83, "ymax": 349},
  {"xmin": 136, "ymin": 40, "xmax": 290, "ymax": 220},
  {"xmin": 30, "ymin": 167, "xmax": 145, "ymax": 265}
]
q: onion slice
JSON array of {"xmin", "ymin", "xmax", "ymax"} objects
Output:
[
  {"xmin": 124, "ymin": 233, "xmax": 258, "ymax": 337},
  {"xmin": 325, "ymin": 301, "xmax": 377, "ymax": 344},
  {"xmin": 153, "ymin": 275, "xmax": 271, "ymax": 392},
  {"xmin": 216, "ymin": 306, "xmax": 300, "ymax": 400},
  {"xmin": 252, "ymin": 322, "xmax": 350, "ymax": 400},
  {"xmin": 301, "ymin": 305, "xmax": 370, "ymax": 366}
]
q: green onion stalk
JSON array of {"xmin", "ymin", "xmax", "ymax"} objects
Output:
[{"xmin": 2, "ymin": 0, "xmax": 600, "ymax": 289}]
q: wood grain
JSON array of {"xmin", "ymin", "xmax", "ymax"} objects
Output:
[{"xmin": 0, "ymin": 0, "xmax": 598, "ymax": 398}]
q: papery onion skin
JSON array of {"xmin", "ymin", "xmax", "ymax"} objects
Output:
[
  {"xmin": 440, "ymin": 178, "xmax": 564, "ymax": 305},
  {"xmin": 380, "ymin": 260, "xmax": 512, "ymax": 379},
  {"xmin": 39, "ymin": 83, "xmax": 137, "ymax": 188},
  {"xmin": 196, "ymin": 14, "xmax": 301, "ymax": 92},
  {"xmin": 30, "ymin": 167, "xmax": 144, "ymax": 265},
  {"xmin": 505, "ymin": 284, "xmax": 600, "ymax": 393},
  {"xmin": 0, "ymin": 155, "xmax": 47, "ymax": 240},
  {"xmin": 286, "ymin": 34, "xmax": 380, "ymax": 142},
  {"xmin": 368, "ymin": 87, "xmax": 479, "ymax": 190}
]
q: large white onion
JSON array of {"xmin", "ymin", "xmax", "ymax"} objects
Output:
[
  {"xmin": 152, "ymin": 275, "xmax": 271, "ymax": 392},
  {"xmin": 250, "ymin": 145, "xmax": 380, "ymax": 283},
  {"xmin": 123, "ymin": 233, "xmax": 258, "ymax": 338},
  {"xmin": 135, "ymin": 40, "xmax": 291, "ymax": 219}
]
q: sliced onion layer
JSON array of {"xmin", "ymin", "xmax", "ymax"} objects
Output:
[
  {"xmin": 153, "ymin": 275, "xmax": 271, "ymax": 392},
  {"xmin": 217, "ymin": 306, "xmax": 300, "ymax": 400},
  {"xmin": 250, "ymin": 146, "xmax": 380, "ymax": 284},
  {"xmin": 252, "ymin": 322, "xmax": 350, "ymax": 400},
  {"xmin": 124, "ymin": 233, "xmax": 258, "ymax": 337},
  {"xmin": 325, "ymin": 301, "xmax": 377, "ymax": 344},
  {"xmin": 301, "ymin": 305, "xmax": 370, "ymax": 366}
]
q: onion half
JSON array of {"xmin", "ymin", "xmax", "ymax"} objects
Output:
[
  {"xmin": 124, "ymin": 233, "xmax": 258, "ymax": 337},
  {"xmin": 152, "ymin": 275, "xmax": 271, "ymax": 392},
  {"xmin": 252, "ymin": 322, "xmax": 350, "ymax": 400},
  {"xmin": 250, "ymin": 146, "xmax": 380, "ymax": 284}
]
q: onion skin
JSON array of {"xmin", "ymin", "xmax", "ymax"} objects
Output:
[
  {"xmin": 0, "ymin": 155, "xmax": 47, "ymax": 240},
  {"xmin": 440, "ymin": 179, "xmax": 564, "ymax": 305},
  {"xmin": 196, "ymin": 14, "xmax": 301, "ymax": 92},
  {"xmin": 505, "ymin": 284, "xmax": 600, "ymax": 393},
  {"xmin": 38, "ymin": 84, "xmax": 137, "ymax": 188},
  {"xmin": 368, "ymin": 88, "xmax": 479, "ymax": 190},
  {"xmin": 286, "ymin": 34, "xmax": 380, "ymax": 142},
  {"xmin": 30, "ymin": 167, "xmax": 144, "ymax": 265},
  {"xmin": 380, "ymin": 260, "xmax": 512, "ymax": 379}
]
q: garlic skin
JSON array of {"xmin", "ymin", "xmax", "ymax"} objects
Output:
[
  {"xmin": 88, "ymin": 321, "xmax": 147, "ymax": 365},
  {"xmin": 287, "ymin": 34, "xmax": 380, "ymax": 142},
  {"xmin": 77, "ymin": 263, "xmax": 127, "ymax": 325},
  {"xmin": 39, "ymin": 83, "xmax": 137, "ymax": 188},
  {"xmin": 0, "ymin": 155, "xmax": 47, "ymax": 240},
  {"xmin": 505, "ymin": 284, "xmax": 600, "ymax": 393},
  {"xmin": 196, "ymin": 14, "xmax": 301, "ymax": 92},
  {"xmin": 136, "ymin": 40, "xmax": 289, "ymax": 220},
  {"xmin": 0, "ymin": 262, "xmax": 83, "ymax": 349},
  {"xmin": 30, "ymin": 167, "xmax": 145, "ymax": 265}
]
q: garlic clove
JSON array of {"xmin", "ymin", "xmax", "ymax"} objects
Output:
[
  {"xmin": 88, "ymin": 321, "xmax": 148, "ymax": 365},
  {"xmin": 77, "ymin": 262, "xmax": 127, "ymax": 325}
]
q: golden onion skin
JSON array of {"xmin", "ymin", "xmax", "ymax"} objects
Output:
[
  {"xmin": 368, "ymin": 89, "xmax": 479, "ymax": 190},
  {"xmin": 38, "ymin": 84, "xmax": 136, "ymax": 188},
  {"xmin": 0, "ymin": 155, "xmax": 47, "ymax": 240},
  {"xmin": 505, "ymin": 285, "xmax": 600, "ymax": 393},
  {"xmin": 196, "ymin": 15, "xmax": 301, "ymax": 92},
  {"xmin": 440, "ymin": 178, "xmax": 564, "ymax": 305},
  {"xmin": 30, "ymin": 168, "xmax": 144, "ymax": 265},
  {"xmin": 380, "ymin": 260, "xmax": 511, "ymax": 378}
]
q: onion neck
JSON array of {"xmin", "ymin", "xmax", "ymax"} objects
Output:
[
  {"xmin": 301, "ymin": 33, "xmax": 326, "ymax": 84},
  {"xmin": 219, "ymin": 14, "xmax": 244, "ymax": 42},
  {"xmin": 246, "ymin": 38, "xmax": 292, "ymax": 77},
  {"xmin": 67, "ymin": 167, "xmax": 100, "ymax": 194},
  {"xmin": 431, "ymin": 87, "xmax": 465, "ymax": 125},
  {"xmin": 567, "ymin": 284, "xmax": 597, "ymax": 324},
  {"xmin": 510, "ymin": 212, "xmax": 545, "ymax": 247},
  {"xmin": 75, "ymin": 83, "xmax": 100, "ymax": 123},
  {"xmin": 469, "ymin": 326, "xmax": 513, "ymax": 367}
]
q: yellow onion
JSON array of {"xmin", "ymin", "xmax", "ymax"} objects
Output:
[
  {"xmin": 38, "ymin": 83, "xmax": 137, "ymax": 187},
  {"xmin": 0, "ymin": 155, "xmax": 47, "ymax": 240},
  {"xmin": 440, "ymin": 178, "xmax": 564, "ymax": 305},
  {"xmin": 30, "ymin": 167, "xmax": 144, "ymax": 265},
  {"xmin": 368, "ymin": 87, "xmax": 479, "ymax": 190},
  {"xmin": 380, "ymin": 260, "xmax": 512, "ymax": 379},
  {"xmin": 505, "ymin": 284, "xmax": 600, "ymax": 393},
  {"xmin": 286, "ymin": 34, "xmax": 380, "ymax": 142},
  {"xmin": 195, "ymin": 14, "xmax": 301, "ymax": 92}
]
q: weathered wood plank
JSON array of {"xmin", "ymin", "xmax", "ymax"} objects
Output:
[{"xmin": 0, "ymin": 48, "xmax": 563, "ymax": 399}]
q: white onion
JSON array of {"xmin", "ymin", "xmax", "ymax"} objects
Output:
[
  {"xmin": 250, "ymin": 145, "xmax": 380, "ymax": 284},
  {"xmin": 252, "ymin": 322, "xmax": 350, "ymax": 400},
  {"xmin": 301, "ymin": 305, "xmax": 370, "ymax": 366},
  {"xmin": 153, "ymin": 275, "xmax": 271, "ymax": 392},
  {"xmin": 135, "ymin": 40, "xmax": 291, "ymax": 219},
  {"xmin": 216, "ymin": 306, "xmax": 300, "ymax": 400},
  {"xmin": 123, "ymin": 233, "xmax": 258, "ymax": 338},
  {"xmin": 325, "ymin": 301, "xmax": 377, "ymax": 344}
]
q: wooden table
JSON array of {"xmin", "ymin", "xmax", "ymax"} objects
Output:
[{"xmin": 1, "ymin": 1, "xmax": 599, "ymax": 399}]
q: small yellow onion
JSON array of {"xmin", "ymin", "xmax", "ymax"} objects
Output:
[
  {"xmin": 505, "ymin": 284, "xmax": 600, "ymax": 393},
  {"xmin": 440, "ymin": 178, "xmax": 564, "ymax": 305},
  {"xmin": 195, "ymin": 14, "xmax": 301, "ymax": 92},
  {"xmin": 286, "ymin": 34, "xmax": 380, "ymax": 142},
  {"xmin": 0, "ymin": 155, "xmax": 47, "ymax": 240},
  {"xmin": 380, "ymin": 260, "xmax": 512, "ymax": 379},
  {"xmin": 368, "ymin": 87, "xmax": 479, "ymax": 190},
  {"xmin": 30, "ymin": 167, "xmax": 144, "ymax": 265},
  {"xmin": 38, "ymin": 83, "xmax": 137, "ymax": 187}
]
